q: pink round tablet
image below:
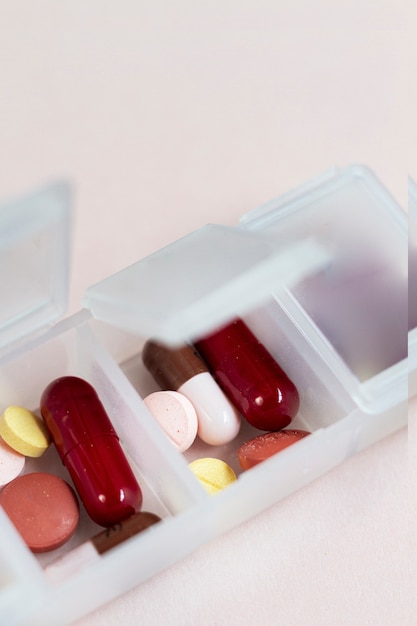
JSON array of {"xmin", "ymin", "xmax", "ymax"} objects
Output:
[
  {"xmin": 0, "ymin": 437, "xmax": 25, "ymax": 487},
  {"xmin": 144, "ymin": 390, "xmax": 198, "ymax": 452},
  {"xmin": 0, "ymin": 472, "xmax": 80, "ymax": 552}
]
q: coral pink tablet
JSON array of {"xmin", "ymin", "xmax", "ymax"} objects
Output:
[{"xmin": 0, "ymin": 472, "xmax": 79, "ymax": 552}]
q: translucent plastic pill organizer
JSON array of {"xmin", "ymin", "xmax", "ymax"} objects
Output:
[{"xmin": 0, "ymin": 164, "xmax": 408, "ymax": 626}]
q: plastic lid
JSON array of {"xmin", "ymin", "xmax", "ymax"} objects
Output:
[
  {"xmin": 83, "ymin": 223, "xmax": 330, "ymax": 345},
  {"xmin": 0, "ymin": 182, "xmax": 71, "ymax": 352}
]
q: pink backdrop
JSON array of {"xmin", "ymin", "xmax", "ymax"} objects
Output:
[{"xmin": 0, "ymin": 3, "xmax": 412, "ymax": 624}]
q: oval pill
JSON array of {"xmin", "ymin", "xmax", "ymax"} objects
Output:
[
  {"xmin": 144, "ymin": 390, "xmax": 198, "ymax": 452},
  {"xmin": 238, "ymin": 429, "xmax": 311, "ymax": 470},
  {"xmin": 142, "ymin": 341, "xmax": 241, "ymax": 445},
  {"xmin": 92, "ymin": 511, "xmax": 162, "ymax": 555},
  {"xmin": 195, "ymin": 318, "xmax": 300, "ymax": 432},
  {"xmin": 188, "ymin": 457, "xmax": 237, "ymax": 494},
  {"xmin": 40, "ymin": 376, "xmax": 142, "ymax": 527},
  {"xmin": 0, "ymin": 472, "xmax": 79, "ymax": 552},
  {"xmin": 0, "ymin": 437, "xmax": 25, "ymax": 487},
  {"xmin": 0, "ymin": 406, "xmax": 51, "ymax": 457}
]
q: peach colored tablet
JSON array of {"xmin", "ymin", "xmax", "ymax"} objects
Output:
[{"xmin": 0, "ymin": 472, "xmax": 79, "ymax": 552}]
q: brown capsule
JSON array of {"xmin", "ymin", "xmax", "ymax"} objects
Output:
[
  {"xmin": 142, "ymin": 340, "xmax": 207, "ymax": 390},
  {"xmin": 93, "ymin": 511, "xmax": 162, "ymax": 554}
]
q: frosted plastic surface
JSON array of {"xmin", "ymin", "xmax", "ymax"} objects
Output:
[
  {"xmin": 0, "ymin": 183, "xmax": 71, "ymax": 352},
  {"xmin": 240, "ymin": 165, "xmax": 408, "ymax": 412},
  {"xmin": 0, "ymin": 507, "xmax": 45, "ymax": 625},
  {"xmin": 83, "ymin": 224, "xmax": 329, "ymax": 345}
]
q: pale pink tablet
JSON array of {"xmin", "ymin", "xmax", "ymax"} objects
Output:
[
  {"xmin": 0, "ymin": 437, "xmax": 25, "ymax": 487},
  {"xmin": 0, "ymin": 472, "xmax": 80, "ymax": 552},
  {"xmin": 144, "ymin": 390, "xmax": 198, "ymax": 452}
]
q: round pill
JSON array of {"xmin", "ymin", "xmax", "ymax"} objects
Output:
[
  {"xmin": 144, "ymin": 390, "xmax": 198, "ymax": 452},
  {"xmin": 238, "ymin": 429, "xmax": 311, "ymax": 470},
  {"xmin": 0, "ymin": 438, "xmax": 25, "ymax": 487},
  {"xmin": 188, "ymin": 458, "xmax": 237, "ymax": 494},
  {"xmin": 0, "ymin": 406, "xmax": 51, "ymax": 457},
  {"xmin": 0, "ymin": 472, "xmax": 80, "ymax": 552}
]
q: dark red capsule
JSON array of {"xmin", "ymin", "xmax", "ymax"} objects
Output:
[
  {"xmin": 40, "ymin": 376, "xmax": 142, "ymax": 527},
  {"xmin": 194, "ymin": 318, "xmax": 300, "ymax": 431}
]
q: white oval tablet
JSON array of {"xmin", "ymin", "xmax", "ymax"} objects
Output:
[
  {"xmin": 0, "ymin": 436, "xmax": 25, "ymax": 487},
  {"xmin": 144, "ymin": 390, "xmax": 198, "ymax": 452}
]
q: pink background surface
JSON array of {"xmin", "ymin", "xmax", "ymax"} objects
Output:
[{"xmin": 0, "ymin": 3, "xmax": 413, "ymax": 625}]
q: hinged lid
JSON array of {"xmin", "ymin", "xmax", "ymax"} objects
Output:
[
  {"xmin": 0, "ymin": 182, "xmax": 71, "ymax": 352},
  {"xmin": 83, "ymin": 224, "xmax": 329, "ymax": 345}
]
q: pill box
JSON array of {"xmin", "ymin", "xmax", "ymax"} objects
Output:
[{"xmin": 0, "ymin": 165, "xmax": 408, "ymax": 625}]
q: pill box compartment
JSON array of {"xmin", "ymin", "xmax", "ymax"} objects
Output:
[
  {"xmin": 0, "ymin": 313, "xmax": 220, "ymax": 626},
  {"xmin": 85, "ymin": 165, "xmax": 407, "ymax": 536},
  {"xmin": 0, "ymin": 166, "xmax": 408, "ymax": 625},
  {"xmin": 240, "ymin": 165, "xmax": 408, "ymax": 414},
  {"xmin": 0, "ymin": 186, "xmax": 216, "ymax": 625}
]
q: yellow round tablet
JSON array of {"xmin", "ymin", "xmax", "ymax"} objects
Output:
[
  {"xmin": 0, "ymin": 406, "xmax": 51, "ymax": 457},
  {"xmin": 188, "ymin": 457, "xmax": 237, "ymax": 494}
]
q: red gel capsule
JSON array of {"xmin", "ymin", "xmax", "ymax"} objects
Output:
[
  {"xmin": 194, "ymin": 318, "xmax": 300, "ymax": 431},
  {"xmin": 40, "ymin": 376, "xmax": 142, "ymax": 527}
]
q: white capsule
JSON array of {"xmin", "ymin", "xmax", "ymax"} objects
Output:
[{"xmin": 179, "ymin": 372, "xmax": 241, "ymax": 445}]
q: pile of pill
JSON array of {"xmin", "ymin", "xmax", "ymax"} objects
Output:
[
  {"xmin": 142, "ymin": 317, "xmax": 311, "ymax": 491},
  {"xmin": 143, "ymin": 318, "xmax": 301, "ymax": 442},
  {"xmin": 0, "ymin": 317, "xmax": 311, "ymax": 568},
  {"xmin": 0, "ymin": 378, "xmax": 161, "ymax": 566}
]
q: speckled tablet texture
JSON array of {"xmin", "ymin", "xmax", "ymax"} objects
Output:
[
  {"xmin": 0, "ymin": 472, "xmax": 80, "ymax": 552},
  {"xmin": 188, "ymin": 458, "xmax": 237, "ymax": 494},
  {"xmin": 238, "ymin": 430, "xmax": 310, "ymax": 469},
  {"xmin": 144, "ymin": 390, "xmax": 198, "ymax": 452}
]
